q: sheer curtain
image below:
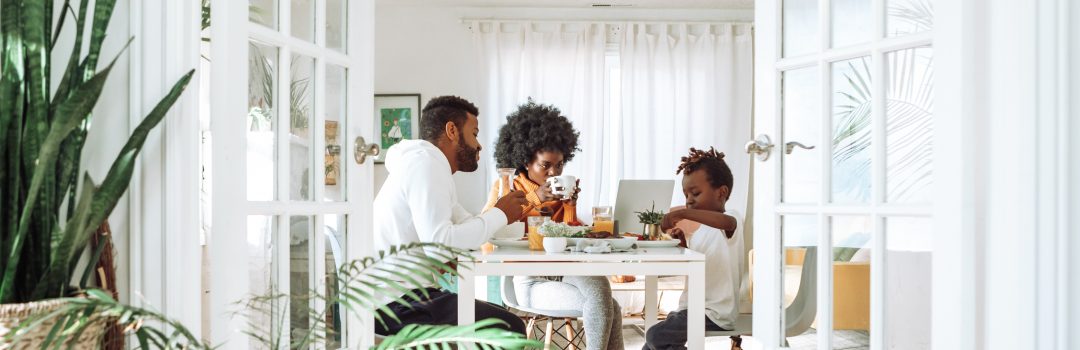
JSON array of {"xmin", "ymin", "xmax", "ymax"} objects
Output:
[
  {"xmin": 472, "ymin": 21, "xmax": 609, "ymax": 220},
  {"xmin": 472, "ymin": 21, "xmax": 754, "ymax": 219},
  {"xmin": 617, "ymin": 22, "xmax": 754, "ymax": 213}
]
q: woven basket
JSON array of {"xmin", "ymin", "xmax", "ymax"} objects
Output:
[{"xmin": 0, "ymin": 299, "xmax": 106, "ymax": 350}]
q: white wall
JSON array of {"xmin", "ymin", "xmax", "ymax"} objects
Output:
[{"xmin": 373, "ymin": 2, "xmax": 753, "ymax": 212}]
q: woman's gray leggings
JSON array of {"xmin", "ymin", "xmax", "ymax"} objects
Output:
[{"xmin": 513, "ymin": 276, "xmax": 623, "ymax": 350}]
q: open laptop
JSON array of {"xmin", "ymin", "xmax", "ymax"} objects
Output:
[{"xmin": 613, "ymin": 180, "xmax": 676, "ymax": 234}]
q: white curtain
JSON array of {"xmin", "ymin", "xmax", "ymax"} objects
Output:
[
  {"xmin": 472, "ymin": 21, "xmax": 609, "ymax": 220},
  {"xmin": 472, "ymin": 20, "xmax": 754, "ymax": 220},
  {"xmin": 617, "ymin": 22, "xmax": 754, "ymax": 213}
]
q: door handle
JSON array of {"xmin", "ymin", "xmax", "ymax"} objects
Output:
[
  {"xmin": 744, "ymin": 134, "xmax": 775, "ymax": 161},
  {"xmin": 784, "ymin": 141, "xmax": 816, "ymax": 154},
  {"xmin": 354, "ymin": 136, "xmax": 380, "ymax": 164}
]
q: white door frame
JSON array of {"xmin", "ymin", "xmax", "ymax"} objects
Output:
[
  {"xmin": 933, "ymin": 0, "xmax": 1076, "ymax": 349},
  {"xmin": 754, "ymin": 0, "xmax": 934, "ymax": 348},
  {"xmin": 126, "ymin": 0, "xmax": 203, "ymax": 337},
  {"xmin": 208, "ymin": 0, "xmax": 375, "ymax": 346}
]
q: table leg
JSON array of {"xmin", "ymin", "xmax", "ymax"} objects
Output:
[
  {"xmin": 645, "ymin": 275, "xmax": 658, "ymax": 329},
  {"xmin": 458, "ymin": 268, "xmax": 476, "ymax": 326},
  {"xmin": 687, "ymin": 261, "xmax": 705, "ymax": 349}
]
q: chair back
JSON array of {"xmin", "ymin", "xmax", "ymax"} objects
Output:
[
  {"xmin": 501, "ymin": 276, "xmax": 521, "ymax": 308},
  {"xmin": 784, "ymin": 247, "xmax": 818, "ymax": 339}
]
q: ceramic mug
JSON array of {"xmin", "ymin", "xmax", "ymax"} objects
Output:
[{"xmin": 545, "ymin": 175, "xmax": 577, "ymax": 199}]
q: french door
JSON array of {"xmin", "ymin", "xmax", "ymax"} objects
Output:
[
  {"xmin": 209, "ymin": 0, "xmax": 376, "ymax": 348},
  {"xmin": 753, "ymin": 0, "xmax": 934, "ymax": 349}
]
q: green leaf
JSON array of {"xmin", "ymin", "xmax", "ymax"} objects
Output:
[
  {"xmin": 0, "ymin": 0, "xmax": 27, "ymax": 284},
  {"xmin": 71, "ymin": 69, "xmax": 194, "ymax": 270},
  {"xmin": 83, "ymin": 0, "xmax": 117, "ymax": 78},
  {"xmin": 1, "ymin": 52, "xmax": 120, "ymax": 302},
  {"xmin": 10, "ymin": 291, "xmax": 212, "ymax": 349}
]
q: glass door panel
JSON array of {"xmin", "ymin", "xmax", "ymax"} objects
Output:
[
  {"xmin": 324, "ymin": 64, "xmax": 347, "ymax": 202},
  {"xmin": 885, "ymin": 48, "xmax": 934, "ymax": 203},
  {"xmin": 884, "ymin": 217, "xmax": 931, "ymax": 349},
  {"xmin": 783, "ymin": 215, "xmax": 819, "ymax": 346},
  {"xmin": 782, "ymin": 67, "xmax": 821, "ymax": 204},
  {"xmin": 887, "ymin": 0, "xmax": 934, "ymax": 37},
  {"xmin": 248, "ymin": 42, "xmax": 279, "ymax": 202},
  {"xmin": 831, "ymin": 0, "xmax": 872, "ymax": 48},
  {"xmin": 830, "ymin": 57, "xmax": 872, "ymax": 204},
  {"xmin": 830, "ymin": 216, "xmax": 872, "ymax": 348},
  {"xmin": 783, "ymin": 0, "xmax": 819, "ymax": 57}
]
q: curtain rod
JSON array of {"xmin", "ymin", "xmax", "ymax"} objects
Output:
[{"xmin": 459, "ymin": 18, "xmax": 753, "ymax": 27}]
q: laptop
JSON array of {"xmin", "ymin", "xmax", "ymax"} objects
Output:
[{"xmin": 613, "ymin": 180, "xmax": 676, "ymax": 234}]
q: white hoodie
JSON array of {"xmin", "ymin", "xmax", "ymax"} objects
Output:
[{"xmin": 374, "ymin": 140, "xmax": 508, "ymax": 253}]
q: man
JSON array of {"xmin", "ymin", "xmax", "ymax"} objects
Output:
[{"xmin": 373, "ymin": 95, "xmax": 528, "ymax": 336}]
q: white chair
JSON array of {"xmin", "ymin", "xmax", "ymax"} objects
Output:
[
  {"xmin": 705, "ymin": 247, "xmax": 817, "ymax": 350},
  {"xmin": 501, "ymin": 276, "xmax": 586, "ymax": 350},
  {"xmin": 782, "ymin": 247, "xmax": 818, "ymax": 345}
]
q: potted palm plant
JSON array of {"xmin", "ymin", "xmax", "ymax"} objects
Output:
[
  {"xmin": 13, "ymin": 243, "xmax": 541, "ymax": 349},
  {"xmin": 239, "ymin": 243, "xmax": 542, "ymax": 349}
]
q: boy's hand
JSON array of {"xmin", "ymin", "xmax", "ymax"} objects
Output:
[
  {"xmin": 668, "ymin": 227, "xmax": 688, "ymax": 248},
  {"xmin": 661, "ymin": 210, "xmax": 683, "ymax": 231}
]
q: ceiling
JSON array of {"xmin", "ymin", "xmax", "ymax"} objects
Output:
[{"xmin": 380, "ymin": 0, "xmax": 754, "ymax": 10}]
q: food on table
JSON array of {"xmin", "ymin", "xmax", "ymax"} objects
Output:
[{"xmin": 585, "ymin": 231, "xmax": 613, "ymax": 239}]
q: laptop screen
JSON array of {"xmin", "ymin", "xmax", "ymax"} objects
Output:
[{"xmin": 612, "ymin": 180, "xmax": 675, "ymax": 234}]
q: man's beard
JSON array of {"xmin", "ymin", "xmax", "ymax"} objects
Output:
[{"xmin": 455, "ymin": 135, "xmax": 480, "ymax": 172}]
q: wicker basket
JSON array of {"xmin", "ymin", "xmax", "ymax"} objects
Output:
[{"xmin": 0, "ymin": 299, "xmax": 106, "ymax": 350}]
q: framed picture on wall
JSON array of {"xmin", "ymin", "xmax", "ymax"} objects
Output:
[{"xmin": 374, "ymin": 94, "xmax": 421, "ymax": 163}]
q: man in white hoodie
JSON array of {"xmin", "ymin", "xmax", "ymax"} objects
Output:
[{"xmin": 373, "ymin": 96, "xmax": 528, "ymax": 336}]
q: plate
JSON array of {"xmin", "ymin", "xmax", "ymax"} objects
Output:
[
  {"xmin": 568, "ymin": 237, "xmax": 636, "ymax": 250},
  {"xmin": 490, "ymin": 239, "xmax": 529, "ymax": 249},
  {"xmin": 634, "ymin": 239, "xmax": 681, "ymax": 248}
]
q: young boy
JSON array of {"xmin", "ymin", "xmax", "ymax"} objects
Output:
[{"xmin": 642, "ymin": 147, "xmax": 745, "ymax": 350}]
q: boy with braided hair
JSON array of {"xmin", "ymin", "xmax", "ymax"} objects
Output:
[{"xmin": 642, "ymin": 147, "xmax": 745, "ymax": 350}]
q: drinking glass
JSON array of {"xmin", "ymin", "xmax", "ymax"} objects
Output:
[
  {"xmin": 527, "ymin": 216, "xmax": 550, "ymax": 250},
  {"xmin": 497, "ymin": 168, "xmax": 516, "ymax": 197},
  {"xmin": 592, "ymin": 206, "xmax": 614, "ymax": 234}
]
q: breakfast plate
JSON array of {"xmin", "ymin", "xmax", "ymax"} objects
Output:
[
  {"xmin": 634, "ymin": 239, "xmax": 681, "ymax": 248},
  {"xmin": 490, "ymin": 238, "xmax": 529, "ymax": 249}
]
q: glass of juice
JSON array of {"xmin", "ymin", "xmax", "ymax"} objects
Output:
[
  {"xmin": 592, "ymin": 206, "xmax": 614, "ymax": 234},
  {"xmin": 527, "ymin": 216, "xmax": 550, "ymax": 250}
]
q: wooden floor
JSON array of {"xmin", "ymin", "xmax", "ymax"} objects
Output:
[{"xmin": 619, "ymin": 318, "xmax": 869, "ymax": 349}]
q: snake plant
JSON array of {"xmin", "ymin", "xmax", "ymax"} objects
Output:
[{"xmin": 0, "ymin": 0, "xmax": 194, "ymax": 303}]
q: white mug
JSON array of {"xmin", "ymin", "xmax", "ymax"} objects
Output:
[{"xmin": 545, "ymin": 175, "xmax": 577, "ymax": 199}]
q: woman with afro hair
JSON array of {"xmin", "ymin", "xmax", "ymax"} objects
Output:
[
  {"xmin": 483, "ymin": 99, "xmax": 582, "ymax": 224},
  {"xmin": 483, "ymin": 100, "xmax": 623, "ymax": 350}
]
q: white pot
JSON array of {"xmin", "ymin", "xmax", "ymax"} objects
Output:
[{"xmin": 542, "ymin": 237, "xmax": 567, "ymax": 253}]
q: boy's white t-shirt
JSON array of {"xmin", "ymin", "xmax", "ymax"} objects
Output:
[{"xmin": 677, "ymin": 209, "xmax": 744, "ymax": 330}]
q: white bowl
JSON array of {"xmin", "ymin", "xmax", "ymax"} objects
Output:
[{"xmin": 543, "ymin": 237, "xmax": 568, "ymax": 253}]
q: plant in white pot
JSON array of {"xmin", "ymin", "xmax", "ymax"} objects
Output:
[{"xmin": 537, "ymin": 221, "xmax": 576, "ymax": 253}]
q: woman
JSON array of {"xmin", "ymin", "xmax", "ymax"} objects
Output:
[{"xmin": 483, "ymin": 100, "xmax": 622, "ymax": 350}]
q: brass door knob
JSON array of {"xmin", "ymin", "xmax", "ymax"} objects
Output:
[{"xmin": 354, "ymin": 136, "xmax": 380, "ymax": 164}]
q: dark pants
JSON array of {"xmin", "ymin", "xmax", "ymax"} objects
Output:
[
  {"xmin": 642, "ymin": 310, "xmax": 728, "ymax": 350},
  {"xmin": 374, "ymin": 288, "xmax": 527, "ymax": 336}
]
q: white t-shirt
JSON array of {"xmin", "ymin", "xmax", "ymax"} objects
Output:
[{"xmin": 677, "ymin": 209, "xmax": 744, "ymax": 329}]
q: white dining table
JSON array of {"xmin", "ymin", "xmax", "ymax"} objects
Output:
[{"xmin": 456, "ymin": 246, "xmax": 707, "ymax": 349}]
